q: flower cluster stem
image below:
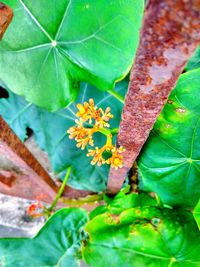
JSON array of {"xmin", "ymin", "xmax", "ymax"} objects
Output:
[
  {"xmin": 111, "ymin": 128, "xmax": 119, "ymax": 135},
  {"xmin": 98, "ymin": 127, "xmax": 118, "ymax": 136}
]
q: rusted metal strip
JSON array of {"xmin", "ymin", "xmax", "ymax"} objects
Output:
[
  {"xmin": 0, "ymin": 116, "xmax": 93, "ymax": 203},
  {"xmin": 108, "ymin": 0, "xmax": 200, "ymax": 193},
  {"xmin": 0, "ymin": 2, "xmax": 13, "ymax": 39},
  {"xmin": 0, "ymin": 116, "xmax": 59, "ymax": 202}
]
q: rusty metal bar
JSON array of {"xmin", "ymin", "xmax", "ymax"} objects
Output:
[
  {"xmin": 108, "ymin": 0, "xmax": 200, "ymax": 193},
  {"xmin": 0, "ymin": 2, "xmax": 13, "ymax": 39},
  {"xmin": 0, "ymin": 115, "xmax": 93, "ymax": 202},
  {"xmin": 0, "ymin": 116, "xmax": 59, "ymax": 202}
]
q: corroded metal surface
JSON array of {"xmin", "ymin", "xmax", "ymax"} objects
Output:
[
  {"xmin": 108, "ymin": 0, "xmax": 200, "ymax": 193},
  {"xmin": 0, "ymin": 116, "xmax": 58, "ymax": 202},
  {"xmin": 0, "ymin": 116, "xmax": 92, "ymax": 203},
  {"xmin": 0, "ymin": 2, "xmax": 13, "ymax": 39}
]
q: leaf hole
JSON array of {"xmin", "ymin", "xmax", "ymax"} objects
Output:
[
  {"xmin": 26, "ymin": 127, "xmax": 34, "ymax": 138},
  {"xmin": 0, "ymin": 86, "xmax": 9, "ymax": 99},
  {"xmin": 167, "ymin": 99, "xmax": 173, "ymax": 104},
  {"xmin": 176, "ymin": 108, "xmax": 186, "ymax": 113}
]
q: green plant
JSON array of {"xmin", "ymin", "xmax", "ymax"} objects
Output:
[
  {"xmin": 0, "ymin": 0, "xmax": 143, "ymax": 111},
  {"xmin": 1, "ymin": 1, "xmax": 200, "ymax": 267},
  {"xmin": 1, "ymin": 190, "xmax": 200, "ymax": 266}
]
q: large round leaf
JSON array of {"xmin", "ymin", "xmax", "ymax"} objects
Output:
[
  {"xmin": 0, "ymin": 0, "xmax": 144, "ymax": 111},
  {"xmin": 138, "ymin": 68, "xmax": 200, "ymax": 208},
  {"xmin": 83, "ymin": 206, "xmax": 200, "ymax": 267},
  {"xmin": 0, "ymin": 208, "xmax": 88, "ymax": 267},
  {"xmin": 0, "ymin": 80, "xmax": 127, "ymax": 191}
]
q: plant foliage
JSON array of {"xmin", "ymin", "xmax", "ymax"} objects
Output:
[
  {"xmin": 0, "ymin": 0, "xmax": 143, "ymax": 110},
  {"xmin": 83, "ymin": 207, "xmax": 200, "ymax": 267},
  {"xmin": 0, "ymin": 1, "xmax": 200, "ymax": 266},
  {"xmin": 0, "ymin": 208, "xmax": 88, "ymax": 267},
  {"xmin": 1, "ymin": 192, "xmax": 199, "ymax": 267}
]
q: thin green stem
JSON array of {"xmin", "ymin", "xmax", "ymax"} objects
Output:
[
  {"xmin": 98, "ymin": 128, "xmax": 112, "ymax": 136},
  {"xmin": 48, "ymin": 167, "xmax": 71, "ymax": 212},
  {"xmin": 111, "ymin": 128, "xmax": 119, "ymax": 135},
  {"xmin": 155, "ymin": 193, "xmax": 164, "ymax": 207},
  {"xmin": 98, "ymin": 127, "xmax": 118, "ymax": 136},
  {"xmin": 108, "ymin": 89, "xmax": 125, "ymax": 104},
  {"xmin": 167, "ymin": 257, "xmax": 177, "ymax": 267}
]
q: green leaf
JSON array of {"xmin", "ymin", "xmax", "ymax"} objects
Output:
[
  {"xmin": 137, "ymin": 68, "xmax": 200, "ymax": 208},
  {"xmin": 104, "ymin": 192, "xmax": 156, "ymax": 215},
  {"xmin": 193, "ymin": 199, "xmax": 200, "ymax": 230},
  {"xmin": 0, "ymin": 208, "xmax": 88, "ymax": 267},
  {"xmin": 0, "ymin": 80, "xmax": 127, "ymax": 192},
  {"xmin": 83, "ymin": 206, "xmax": 200, "ymax": 267},
  {"xmin": 90, "ymin": 190, "xmax": 157, "ymax": 219},
  {"xmin": 185, "ymin": 46, "xmax": 200, "ymax": 72},
  {"xmin": 0, "ymin": 0, "xmax": 143, "ymax": 111}
]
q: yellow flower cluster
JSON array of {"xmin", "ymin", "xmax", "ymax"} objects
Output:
[
  {"xmin": 76, "ymin": 98, "xmax": 113, "ymax": 127},
  {"xmin": 67, "ymin": 119, "xmax": 95, "ymax": 150},
  {"xmin": 87, "ymin": 144, "xmax": 125, "ymax": 170},
  {"xmin": 67, "ymin": 99, "xmax": 125, "ymax": 170}
]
